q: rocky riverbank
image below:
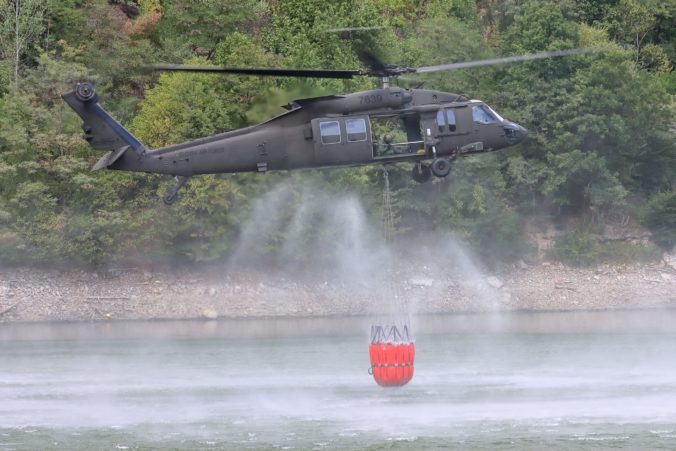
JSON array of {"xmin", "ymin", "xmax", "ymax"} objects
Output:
[{"xmin": 1, "ymin": 255, "xmax": 675, "ymax": 322}]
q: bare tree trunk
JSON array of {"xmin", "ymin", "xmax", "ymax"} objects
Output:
[{"xmin": 14, "ymin": 0, "xmax": 19, "ymax": 91}]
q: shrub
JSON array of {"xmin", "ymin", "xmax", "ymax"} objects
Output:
[
  {"xmin": 550, "ymin": 228, "xmax": 599, "ymax": 266},
  {"xmin": 597, "ymin": 240, "xmax": 661, "ymax": 263},
  {"xmin": 643, "ymin": 192, "xmax": 676, "ymax": 250}
]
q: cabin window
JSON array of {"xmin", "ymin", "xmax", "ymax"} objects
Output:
[
  {"xmin": 346, "ymin": 118, "xmax": 367, "ymax": 142},
  {"xmin": 320, "ymin": 121, "xmax": 341, "ymax": 144},
  {"xmin": 472, "ymin": 105, "xmax": 497, "ymax": 125},
  {"xmin": 446, "ymin": 110, "xmax": 457, "ymax": 132},
  {"xmin": 436, "ymin": 110, "xmax": 446, "ymax": 131}
]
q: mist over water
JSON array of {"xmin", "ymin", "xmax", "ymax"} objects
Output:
[{"xmin": 2, "ymin": 312, "xmax": 676, "ymax": 450}]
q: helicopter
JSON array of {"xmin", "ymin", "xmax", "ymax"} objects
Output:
[{"xmin": 62, "ymin": 48, "xmax": 590, "ymax": 205}]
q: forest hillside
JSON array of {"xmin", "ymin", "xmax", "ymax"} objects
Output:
[{"xmin": 0, "ymin": 0, "xmax": 674, "ymax": 268}]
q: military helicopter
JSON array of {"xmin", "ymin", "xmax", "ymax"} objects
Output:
[{"xmin": 62, "ymin": 48, "xmax": 590, "ymax": 204}]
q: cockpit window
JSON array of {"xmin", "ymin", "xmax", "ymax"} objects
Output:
[
  {"xmin": 320, "ymin": 121, "xmax": 341, "ymax": 144},
  {"xmin": 472, "ymin": 105, "xmax": 497, "ymax": 125},
  {"xmin": 346, "ymin": 118, "xmax": 367, "ymax": 142},
  {"xmin": 486, "ymin": 105, "xmax": 504, "ymax": 122}
]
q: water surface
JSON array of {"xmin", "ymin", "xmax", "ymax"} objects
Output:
[{"xmin": 2, "ymin": 310, "xmax": 676, "ymax": 449}]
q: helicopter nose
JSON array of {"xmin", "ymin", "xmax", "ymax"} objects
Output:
[{"xmin": 503, "ymin": 122, "xmax": 528, "ymax": 144}]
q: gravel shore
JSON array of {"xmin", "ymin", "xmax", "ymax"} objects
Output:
[{"xmin": 1, "ymin": 255, "xmax": 675, "ymax": 322}]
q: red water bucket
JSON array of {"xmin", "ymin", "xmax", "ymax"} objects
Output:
[
  {"xmin": 369, "ymin": 324, "xmax": 415, "ymax": 387},
  {"xmin": 369, "ymin": 342, "xmax": 415, "ymax": 387}
]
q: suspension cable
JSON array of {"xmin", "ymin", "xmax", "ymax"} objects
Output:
[{"xmin": 382, "ymin": 168, "xmax": 394, "ymax": 244}]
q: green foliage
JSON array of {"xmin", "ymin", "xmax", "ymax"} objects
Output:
[
  {"xmin": 494, "ymin": 0, "xmax": 674, "ymax": 226},
  {"xmin": 0, "ymin": 61, "xmax": 9, "ymax": 97},
  {"xmin": 157, "ymin": 0, "xmax": 261, "ymax": 59},
  {"xmin": 429, "ymin": 0, "xmax": 478, "ymax": 22},
  {"xmin": 51, "ymin": 0, "xmax": 156, "ymax": 105},
  {"xmin": 45, "ymin": 0, "xmax": 88, "ymax": 49},
  {"xmin": 638, "ymin": 43, "xmax": 672, "ymax": 72},
  {"xmin": 503, "ymin": 0, "xmax": 580, "ymax": 53},
  {"xmin": 597, "ymin": 240, "xmax": 662, "ymax": 264},
  {"xmin": 398, "ymin": 15, "xmax": 493, "ymax": 96},
  {"xmin": 575, "ymin": 0, "xmax": 617, "ymax": 25},
  {"xmin": 433, "ymin": 156, "xmax": 529, "ymax": 261},
  {"xmin": 550, "ymin": 228, "xmax": 599, "ymax": 266},
  {"xmin": 606, "ymin": 0, "xmax": 655, "ymax": 56},
  {"xmin": 542, "ymin": 150, "xmax": 627, "ymax": 213},
  {"xmin": 132, "ymin": 33, "xmax": 281, "ymax": 147},
  {"xmin": 131, "ymin": 69, "xmax": 245, "ymax": 147},
  {"xmin": 643, "ymin": 192, "xmax": 676, "ymax": 250}
]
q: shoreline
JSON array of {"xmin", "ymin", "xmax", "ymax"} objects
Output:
[
  {"xmin": 2, "ymin": 305, "xmax": 676, "ymax": 328},
  {"xmin": 1, "ymin": 259, "xmax": 675, "ymax": 323}
]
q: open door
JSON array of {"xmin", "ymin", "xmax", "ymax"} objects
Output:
[
  {"xmin": 372, "ymin": 115, "xmax": 425, "ymax": 159},
  {"xmin": 419, "ymin": 112, "xmax": 439, "ymax": 156}
]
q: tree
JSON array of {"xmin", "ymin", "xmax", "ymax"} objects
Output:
[
  {"xmin": 493, "ymin": 1, "xmax": 674, "ymax": 228},
  {"xmin": 607, "ymin": 0, "xmax": 656, "ymax": 62},
  {"xmin": 157, "ymin": 0, "xmax": 262, "ymax": 60},
  {"xmin": 575, "ymin": 0, "xmax": 618, "ymax": 25},
  {"xmin": 0, "ymin": 0, "xmax": 46, "ymax": 90},
  {"xmin": 643, "ymin": 192, "xmax": 676, "ymax": 250}
]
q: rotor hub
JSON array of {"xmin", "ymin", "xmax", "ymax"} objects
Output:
[{"xmin": 74, "ymin": 82, "xmax": 97, "ymax": 102}]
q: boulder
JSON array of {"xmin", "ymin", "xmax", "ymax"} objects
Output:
[{"xmin": 486, "ymin": 276, "xmax": 503, "ymax": 289}]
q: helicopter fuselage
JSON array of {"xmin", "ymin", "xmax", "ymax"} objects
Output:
[{"xmin": 63, "ymin": 85, "xmax": 526, "ymax": 179}]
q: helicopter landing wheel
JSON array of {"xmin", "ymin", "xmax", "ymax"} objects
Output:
[
  {"xmin": 163, "ymin": 192, "xmax": 178, "ymax": 205},
  {"xmin": 163, "ymin": 175, "xmax": 189, "ymax": 205},
  {"xmin": 411, "ymin": 163, "xmax": 432, "ymax": 183},
  {"xmin": 431, "ymin": 158, "xmax": 452, "ymax": 178}
]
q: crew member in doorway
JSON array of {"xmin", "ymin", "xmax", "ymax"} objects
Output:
[{"xmin": 379, "ymin": 133, "xmax": 395, "ymax": 155}]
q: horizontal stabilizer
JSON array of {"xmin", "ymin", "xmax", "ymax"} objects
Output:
[{"xmin": 92, "ymin": 146, "xmax": 130, "ymax": 171}]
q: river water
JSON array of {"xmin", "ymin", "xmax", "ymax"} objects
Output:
[{"xmin": 2, "ymin": 310, "xmax": 676, "ymax": 450}]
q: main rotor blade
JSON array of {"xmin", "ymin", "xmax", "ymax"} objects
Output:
[
  {"xmin": 415, "ymin": 48, "xmax": 599, "ymax": 74},
  {"xmin": 325, "ymin": 26, "xmax": 385, "ymax": 33},
  {"xmin": 146, "ymin": 48, "xmax": 601, "ymax": 81},
  {"xmin": 146, "ymin": 64, "xmax": 363, "ymax": 79},
  {"xmin": 355, "ymin": 47, "xmax": 389, "ymax": 73}
]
